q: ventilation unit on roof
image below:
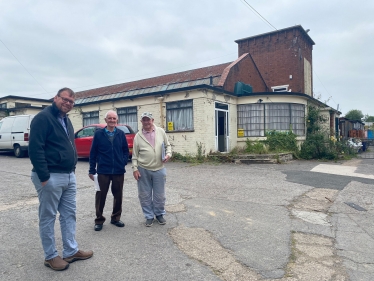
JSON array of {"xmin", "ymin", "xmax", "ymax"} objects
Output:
[
  {"xmin": 271, "ymin": 85, "xmax": 289, "ymax": 92},
  {"xmin": 234, "ymin": 82, "xmax": 253, "ymax": 96}
]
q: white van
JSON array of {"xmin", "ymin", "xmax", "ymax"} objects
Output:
[{"xmin": 0, "ymin": 115, "xmax": 34, "ymax": 157}]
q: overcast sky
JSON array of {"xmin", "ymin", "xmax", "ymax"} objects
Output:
[{"xmin": 1, "ymin": 0, "xmax": 373, "ymax": 116}]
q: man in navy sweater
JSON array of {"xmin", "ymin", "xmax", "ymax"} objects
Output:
[{"xmin": 89, "ymin": 110, "xmax": 129, "ymax": 231}]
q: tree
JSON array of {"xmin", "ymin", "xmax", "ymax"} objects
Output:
[
  {"xmin": 365, "ymin": 116, "xmax": 374, "ymax": 122},
  {"xmin": 344, "ymin": 109, "xmax": 364, "ymax": 121}
]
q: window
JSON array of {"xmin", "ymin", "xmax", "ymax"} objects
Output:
[
  {"xmin": 238, "ymin": 104, "xmax": 264, "ymax": 136},
  {"xmin": 15, "ymin": 102, "xmax": 31, "ymax": 108},
  {"xmin": 271, "ymin": 85, "xmax": 289, "ymax": 92},
  {"xmin": 237, "ymin": 103, "xmax": 305, "ymax": 137},
  {"xmin": 11, "ymin": 116, "xmax": 29, "ymax": 132},
  {"xmin": 117, "ymin": 125, "xmax": 135, "ymax": 134},
  {"xmin": 166, "ymin": 99, "xmax": 193, "ymax": 131},
  {"xmin": 118, "ymin": 107, "xmax": 138, "ymax": 132},
  {"xmin": 289, "ymin": 104, "xmax": 305, "ymax": 135},
  {"xmin": 82, "ymin": 111, "xmax": 99, "ymax": 126},
  {"xmin": 265, "ymin": 104, "xmax": 291, "ymax": 131},
  {"xmin": 0, "ymin": 103, "xmax": 6, "ymax": 109},
  {"xmin": 76, "ymin": 126, "xmax": 96, "ymax": 138}
]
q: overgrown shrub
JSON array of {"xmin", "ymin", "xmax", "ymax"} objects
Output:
[
  {"xmin": 173, "ymin": 104, "xmax": 357, "ymax": 162},
  {"xmin": 245, "ymin": 139, "xmax": 268, "ymax": 154},
  {"xmin": 196, "ymin": 141, "xmax": 205, "ymax": 162},
  {"xmin": 264, "ymin": 130, "xmax": 298, "ymax": 153},
  {"xmin": 171, "ymin": 142, "xmax": 206, "ymax": 163},
  {"xmin": 300, "ymin": 105, "xmax": 356, "ymax": 160},
  {"xmin": 299, "ymin": 133, "xmax": 334, "ymax": 159}
]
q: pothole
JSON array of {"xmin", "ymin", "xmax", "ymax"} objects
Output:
[
  {"xmin": 169, "ymin": 226, "xmax": 261, "ymax": 281},
  {"xmin": 284, "ymin": 188, "xmax": 349, "ymax": 281},
  {"xmin": 168, "ymin": 188, "xmax": 349, "ymax": 280},
  {"xmin": 285, "ymin": 232, "xmax": 348, "ymax": 281}
]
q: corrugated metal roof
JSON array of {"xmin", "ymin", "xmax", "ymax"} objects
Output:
[
  {"xmin": 75, "ymin": 75, "xmax": 225, "ymax": 105},
  {"xmin": 74, "ymin": 62, "xmax": 231, "ymax": 104}
]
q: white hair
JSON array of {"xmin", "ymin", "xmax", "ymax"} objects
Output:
[{"xmin": 104, "ymin": 110, "xmax": 118, "ymax": 119}]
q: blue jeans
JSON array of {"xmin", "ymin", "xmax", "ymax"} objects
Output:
[
  {"xmin": 31, "ymin": 172, "xmax": 78, "ymax": 260},
  {"xmin": 137, "ymin": 167, "xmax": 166, "ymax": 219}
]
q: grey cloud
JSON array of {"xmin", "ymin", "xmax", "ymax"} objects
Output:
[{"xmin": 0, "ymin": 0, "xmax": 373, "ymax": 114}]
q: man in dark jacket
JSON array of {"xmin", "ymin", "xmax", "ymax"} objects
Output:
[
  {"xmin": 29, "ymin": 88, "xmax": 93, "ymax": 271},
  {"xmin": 89, "ymin": 110, "xmax": 129, "ymax": 231}
]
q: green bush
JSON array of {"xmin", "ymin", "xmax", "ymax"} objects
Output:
[
  {"xmin": 264, "ymin": 130, "xmax": 298, "ymax": 153},
  {"xmin": 171, "ymin": 142, "xmax": 206, "ymax": 163},
  {"xmin": 245, "ymin": 139, "xmax": 268, "ymax": 154},
  {"xmin": 300, "ymin": 133, "xmax": 333, "ymax": 159},
  {"xmin": 299, "ymin": 105, "xmax": 356, "ymax": 160},
  {"xmin": 243, "ymin": 131, "xmax": 298, "ymax": 154}
]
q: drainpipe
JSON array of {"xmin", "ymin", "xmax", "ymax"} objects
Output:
[{"xmin": 157, "ymin": 96, "xmax": 165, "ymax": 129}]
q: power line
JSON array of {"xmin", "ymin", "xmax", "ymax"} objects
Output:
[
  {"xmin": 239, "ymin": 0, "xmax": 277, "ymax": 31},
  {"xmin": 313, "ymin": 70, "xmax": 338, "ymax": 107},
  {"xmin": 237, "ymin": 1, "xmax": 339, "ymax": 109},
  {"xmin": 0, "ymin": 38, "xmax": 48, "ymax": 94},
  {"xmin": 2, "ymin": 51, "xmax": 237, "ymax": 98}
]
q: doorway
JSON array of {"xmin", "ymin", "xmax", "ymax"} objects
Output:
[{"xmin": 215, "ymin": 102, "xmax": 229, "ymax": 152}]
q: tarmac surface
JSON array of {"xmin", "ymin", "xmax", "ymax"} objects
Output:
[{"xmin": 0, "ymin": 150, "xmax": 373, "ymax": 281}]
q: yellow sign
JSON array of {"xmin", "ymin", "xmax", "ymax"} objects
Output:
[
  {"xmin": 238, "ymin": 129, "xmax": 244, "ymax": 137},
  {"xmin": 168, "ymin": 122, "xmax": 174, "ymax": 131}
]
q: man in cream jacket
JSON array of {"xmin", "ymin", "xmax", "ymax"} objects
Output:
[{"xmin": 132, "ymin": 112, "xmax": 172, "ymax": 226}]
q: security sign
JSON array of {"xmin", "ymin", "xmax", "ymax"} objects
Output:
[
  {"xmin": 237, "ymin": 129, "xmax": 244, "ymax": 137},
  {"xmin": 168, "ymin": 122, "xmax": 174, "ymax": 131}
]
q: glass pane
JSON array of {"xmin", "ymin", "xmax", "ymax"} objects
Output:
[
  {"xmin": 237, "ymin": 104, "xmax": 264, "ymax": 136},
  {"xmin": 215, "ymin": 103, "xmax": 228, "ymax": 110}
]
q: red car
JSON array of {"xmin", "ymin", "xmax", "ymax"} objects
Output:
[{"xmin": 74, "ymin": 124, "xmax": 135, "ymax": 159}]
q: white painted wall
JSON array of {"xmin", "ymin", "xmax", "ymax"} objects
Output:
[{"xmin": 70, "ymin": 90, "xmax": 313, "ymax": 155}]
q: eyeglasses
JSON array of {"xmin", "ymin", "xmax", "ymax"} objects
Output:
[{"xmin": 59, "ymin": 96, "xmax": 75, "ymax": 105}]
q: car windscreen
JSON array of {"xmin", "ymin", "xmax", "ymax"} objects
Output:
[{"xmin": 117, "ymin": 125, "xmax": 135, "ymax": 134}]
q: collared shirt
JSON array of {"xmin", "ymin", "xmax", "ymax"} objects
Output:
[
  {"xmin": 105, "ymin": 127, "xmax": 117, "ymax": 143},
  {"xmin": 104, "ymin": 127, "xmax": 117, "ymax": 136},
  {"xmin": 58, "ymin": 115, "xmax": 69, "ymax": 136},
  {"xmin": 142, "ymin": 126, "xmax": 155, "ymax": 147}
]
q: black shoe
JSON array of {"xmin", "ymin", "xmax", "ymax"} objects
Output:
[
  {"xmin": 145, "ymin": 218, "xmax": 154, "ymax": 227},
  {"xmin": 94, "ymin": 224, "xmax": 103, "ymax": 231},
  {"xmin": 110, "ymin": 220, "xmax": 125, "ymax": 227},
  {"xmin": 156, "ymin": 215, "xmax": 166, "ymax": 225}
]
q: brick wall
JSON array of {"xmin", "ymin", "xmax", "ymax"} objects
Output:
[
  {"xmin": 237, "ymin": 26, "xmax": 313, "ymax": 95},
  {"xmin": 222, "ymin": 54, "xmax": 267, "ymax": 93}
]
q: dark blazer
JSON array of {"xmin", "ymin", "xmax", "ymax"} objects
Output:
[
  {"xmin": 89, "ymin": 127, "xmax": 129, "ymax": 175},
  {"xmin": 29, "ymin": 102, "xmax": 77, "ymax": 182}
]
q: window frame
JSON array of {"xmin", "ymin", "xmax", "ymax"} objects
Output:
[
  {"xmin": 117, "ymin": 106, "xmax": 138, "ymax": 132},
  {"xmin": 271, "ymin": 85, "xmax": 289, "ymax": 92},
  {"xmin": 82, "ymin": 111, "xmax": 99, "ymax": 126},
  {"xmin": 76, "ymin": 126, "xmax": 97, "ymax": 138},
  {"xmin": 237, "ymin": 102, "xmax": 305, "ymax": 137},
  {"xmin": 166, "ymin": 99, "xmax": 194, "ymax": 132}
]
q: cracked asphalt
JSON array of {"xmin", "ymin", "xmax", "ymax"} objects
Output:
[{"xmin": 0, "ymin": 151, "xmax": 373, "ymax": 281}]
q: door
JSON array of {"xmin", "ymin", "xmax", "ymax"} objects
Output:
[
  {"xmin": 11, "ymin": 116, "xmax": 30, "ymax": 147},
  {"xmin": 74, "ymin": 126, "xmax": 97, "ymax": 157},
  {"xmin": 0, "ymin": 117, "xmax": 15, "ymax": 149},
  {"xmin": 215, "ymin": 102, "xmax": 229, "ymax": 152}
]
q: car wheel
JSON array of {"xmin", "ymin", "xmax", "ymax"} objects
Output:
[{"xmin": 14, "ymin": 145, "xmax": 25, "ymax": 158}]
